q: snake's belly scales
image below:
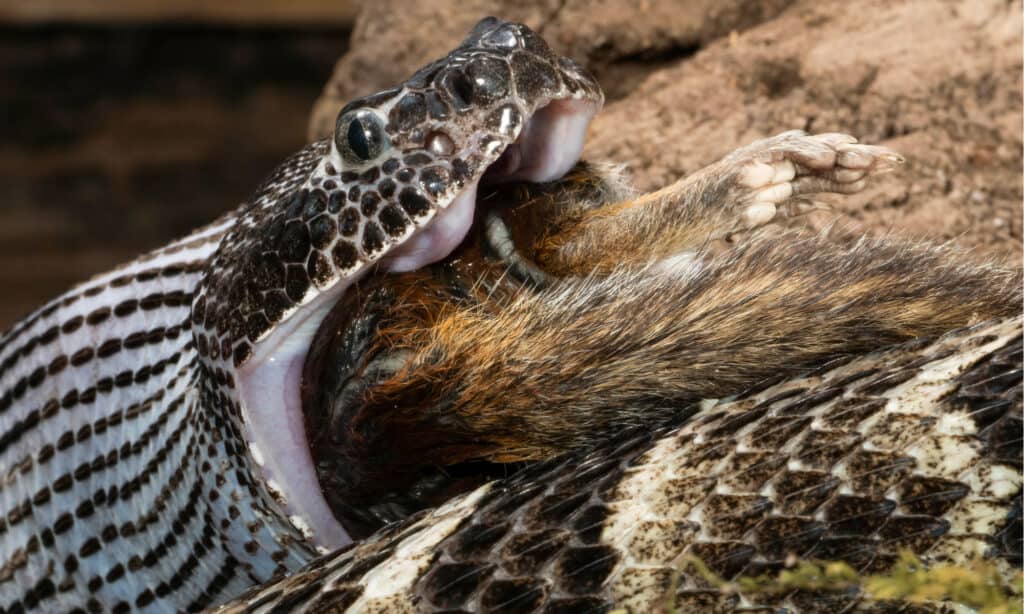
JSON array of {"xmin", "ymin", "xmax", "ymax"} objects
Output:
[{"xmin": 0, "ymin": 215, "xmax": 303, "ymax": 611}]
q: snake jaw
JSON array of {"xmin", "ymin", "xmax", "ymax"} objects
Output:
[
  {"xmin": 383, "ymin": 96, "xmax": 600, "ymax": 272},
  {"xmin": 201, "ymin": 18, "xmax": 604, "ymax": 552},
  {"xmin": 382, "ymin": 182, "xmax": 479, "ymax": 273},
  {"xmin": 236, "ymin": 311, "xmax": 353, "ymax": 550},
  {"xmin": 236, "ymin": 94, "xmax": 599, "ymax": 548}
]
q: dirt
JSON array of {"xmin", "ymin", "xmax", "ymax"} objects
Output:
[{"xmin": 310, "ymin": 0, "xmax": 1022, "ymax": 263}]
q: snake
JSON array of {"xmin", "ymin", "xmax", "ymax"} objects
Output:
[
  {"xmin": 1, "ymin": 16, "xmax": 1020, "ymax": 614},
  {"xmin": 0, "ymin": 17, "xmax": 601, "ymax": 612}
]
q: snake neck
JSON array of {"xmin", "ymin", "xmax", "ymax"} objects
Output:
[{"xmin": 0, "ymin": 213, "xmax": 321, "ymax": 612}]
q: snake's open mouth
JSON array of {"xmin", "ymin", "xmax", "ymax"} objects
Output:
[
  {"xmin": 290, "ymin": 96, "xmax": 601, "ymax": 545},
  {"xmin": 485, "ymin": 98, "xmax": 598, "ymax": 183}
]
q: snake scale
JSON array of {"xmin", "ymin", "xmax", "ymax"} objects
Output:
[{"xmin": 1, "ymin": 17, "xmax": 1021, "ymax": 613}]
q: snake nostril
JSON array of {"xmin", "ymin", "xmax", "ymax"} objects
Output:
[{"xmin": 442, "ymin": 69, "xmax": 475, "ymax": 109}]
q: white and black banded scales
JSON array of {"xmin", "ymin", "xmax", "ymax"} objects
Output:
[
  {"xmin": 0, "ymin": 18, "xmax": 605, "ymax": 613},
  {"xmin": 220, "ymin": 317, "xmax": 1022, "ymax": 613}
]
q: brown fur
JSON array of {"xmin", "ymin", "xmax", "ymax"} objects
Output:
[
  {"xmin": 366, "ymin": 233, "xmax": 1020, "ymax": 455},
  {"xmin": 531, "ymin": 161, "xmax": 743, "ymax": 274},
  {"xmin": 302, "ymin": 146, "xmax": 1022, "ymax": 536}
]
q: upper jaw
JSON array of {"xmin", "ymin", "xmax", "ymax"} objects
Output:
[{"xmin": 382, "ymin": 63, "xmax": 603, "ymax": 271}]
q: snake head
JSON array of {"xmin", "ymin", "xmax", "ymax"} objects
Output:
[
  {"xmin": 325, "ymin": 16, "xmax": 604, "ymax": 272},
  {"xmin": 198, "ymin": 17, "xmax": 602, "ymax": 369}
]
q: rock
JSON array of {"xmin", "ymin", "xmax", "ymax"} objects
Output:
[{"xmin": 310, "ymin": 0, "xmax": 1022, "ymax": 262}]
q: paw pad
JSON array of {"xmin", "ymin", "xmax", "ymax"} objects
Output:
[{"xmin": 733, "ymin": 131, "xmax": 903, "ymax": 231}]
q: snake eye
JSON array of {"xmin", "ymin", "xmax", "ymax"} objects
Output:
[{"xmin": 336, "ymin": 110, "xmax": 389, "ymax": 164}]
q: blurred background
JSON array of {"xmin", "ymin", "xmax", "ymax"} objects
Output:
[
  {"xmin": 0, "ymin": 0, "xmax": 354, "ymax": 328},
  {"xmin": 2, "ymin": 0, "xmax": 1021, "ymax": 330}
]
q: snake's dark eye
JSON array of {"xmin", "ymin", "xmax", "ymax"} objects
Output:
[
  {"xmin": 348, "ymin": 120, "xmax": 371, "ymax": 159},
  {"xmin": 336, "ymin": 110, "xmax": 389, "ymax": 164}
]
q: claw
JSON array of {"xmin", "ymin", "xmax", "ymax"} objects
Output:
[
  {"xmin": 836, "ymin": 144, "xmax": 906, "ymax": 169},
  {"xmin": 835, "ymin": 147, "xmax": 874, "ymax": 169},
  {"xmin": 880, "ymin": 152, "xmax": 906, "ymax": 165}
]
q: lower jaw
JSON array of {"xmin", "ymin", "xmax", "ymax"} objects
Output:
[
  {"xmin": 302, "ymin": 180, "xmax": 558, "ymax": 539},
  {"xmin": 381, "ymin": 183, "xmax": 479, "ymax": 273}
]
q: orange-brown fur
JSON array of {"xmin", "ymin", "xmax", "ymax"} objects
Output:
[
  {"xmin": 303, "ymin": 150, "xmax": 1022, "ymax": 535},
  {"xmin": 530, "ymin": 162, "xmax": 747, "ymax": 275}
]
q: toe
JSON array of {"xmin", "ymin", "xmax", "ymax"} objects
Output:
[
  {"xmin": 753, "ymin": 181, "xmax": 794, "ymax": 204},
  {"xmin": 742, "ymin": 202, "xmax": 778, "ymax": 227},
  {"xmin": 739, "ymin": 161, "xmax": 777, "ymax": 188},
  {"xmin": 815, "ymin": 132, "xmax": 859, "ymax": 148},
  {"xmin": 772, "ymin": 159, "xmax": 796, "ymax": 183},
  {"xmin": 781, "ymin": 137, "xmax": 840, "ymax": 170},
  {"xmin": 836, "ymin": 143, "xmax": 906, "ymax": 170},
  {"xmin": 833, "ymin": 168, "xmax": 867, "ymax": 183}
]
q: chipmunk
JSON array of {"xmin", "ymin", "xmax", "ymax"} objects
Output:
[{"xmin": 299, "ymin": 131, "xmax": 1023, "ymax": 538}]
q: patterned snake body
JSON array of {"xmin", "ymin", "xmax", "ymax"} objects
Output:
[{"xmin": 222, "ymin": 316, "xmax": 1021, "ymax": 612}]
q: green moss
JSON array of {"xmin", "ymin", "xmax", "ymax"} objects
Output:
[
  {"xmin": 863, "ymin": 551, "xmax": 1023, "ymax": 614},
  {"xmin": 663, "ymin": 551, "xmax": 1023, "ymax": 614}
]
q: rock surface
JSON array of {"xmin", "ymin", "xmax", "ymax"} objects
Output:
[{"xmin": 311, "ymin": 0, "xmax": 1022, "ymax": 262}]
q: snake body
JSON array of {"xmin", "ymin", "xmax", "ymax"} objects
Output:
[{"xmin": 1, "ymin": 17, "xmax": 1021, "ymax": 614}]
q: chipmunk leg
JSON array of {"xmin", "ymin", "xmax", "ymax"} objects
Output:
[
  {"xmin": 534, "ymin": 131, "xmax": 904, "ymax": 276},
  {"xmin": 352, "ymin": 235, "xmax": 1021, "ymax": 468}
]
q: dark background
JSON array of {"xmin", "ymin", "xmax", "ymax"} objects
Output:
[{"xmin": 0, "ymin": 2, "xmax": 352, "ymax": 328}]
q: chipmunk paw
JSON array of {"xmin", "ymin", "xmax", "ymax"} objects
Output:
[{"xmin": 730, "ymin": 131, "xmax": 903, "ymax": 231}]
